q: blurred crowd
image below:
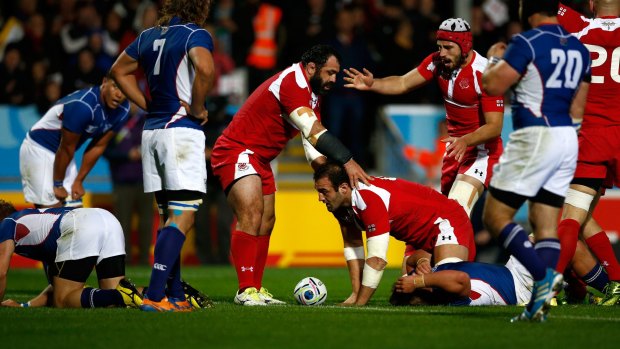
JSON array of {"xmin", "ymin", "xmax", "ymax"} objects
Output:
[{"xmin": 0, "ymin": 0, "xmax": 590, "ymax": 167}]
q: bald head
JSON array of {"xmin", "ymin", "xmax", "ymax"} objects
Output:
[{"xmin": 593, "ymin": 0, "xmax": 620, "ymax": 16}]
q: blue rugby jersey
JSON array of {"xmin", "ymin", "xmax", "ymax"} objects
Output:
[
  {"xmin": 28, "ymin": 86, "xmax": 130, "ymax": 152},
  {"xmin": 503, "ymin": 24, "xmax": 591, "ymax": 130},
  {"xmin": 124, "ymin": 16, "xmax": 214, "ymax": 130},
  {"xmin": 0, "ymin": 207, "xmax": 74, "ymax": 262},
  {"xmin": 435, "ymin": 261, "xmax": 517, "ymax": 306}
]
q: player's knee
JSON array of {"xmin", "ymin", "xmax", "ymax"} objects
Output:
[
  {"xmin": 448, "ymin": 180, "xmax": 479, "ymax": 216},
  {"xmin": 564, "ymin": 188, "xmax": 594, "ymax": 213}
]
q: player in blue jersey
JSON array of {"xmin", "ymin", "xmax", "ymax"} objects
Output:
[
  {"xmin": 0, "ymin": 200, "xmax": 142, "ymax": 308},
  {"xmin": 110, "ymin": 0, "xmax": 215, "ymax": 312},
  {"xmin": 19, "ymin": 76, "xmax": 129, "ymax": 208},
  {"xmin": 481, "ymin": 0, "xmax": 591, "ymax": 322}
]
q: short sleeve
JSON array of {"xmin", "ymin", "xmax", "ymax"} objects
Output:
[
  {"xmin": 276, "ymin": 74, "xmax": 312, "ymax": 115},
  {"xmin": 479, "ymin": 72, "xmax": 505, "ymax": 112},
  {"xmin": 125, "ymin": 34, "xmax": 140, "ymax": 60},
  {"xmin": 417, "ymin": 53, "xmax": 437, "ymax": 81},
  {"xmin": 356, "ymin": 191, "xmax": 391, "ymax": 238},
  {"xmin": 557, "ymin": 3, "xmax": 588, "ymax": 33},
  {"xmin": 187, "ymin": 29, "xmax": 214, "ymax": 52},
  {"xmin": 62, "ymin": 101, "xmax": 93, "ymax": 134},
  {"xmin": 503, "ymin": 35, "xmax": 533, "ymax": 75},
  {"xmin": 0, "ymin": 218, "xmax": 15, "ymax": 244}
]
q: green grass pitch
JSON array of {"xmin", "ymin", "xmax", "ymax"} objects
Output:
[{"xmin": 2, "ymin": 266, "xmax": 620, "ymax": 349}]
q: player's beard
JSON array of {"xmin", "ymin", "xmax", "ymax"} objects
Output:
[{"xmin": 309, "ymin": 74, "xmax": 333, "ymax": 95}]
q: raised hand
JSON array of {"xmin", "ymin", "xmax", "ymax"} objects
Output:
[{"xmin": 343, "ymin": 68, "xmax": 374, "ymax": 90}]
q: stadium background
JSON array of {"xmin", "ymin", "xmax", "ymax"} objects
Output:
[{"xmin": 1, "ymin": 0, "xmax": 618, "ymax": 269}]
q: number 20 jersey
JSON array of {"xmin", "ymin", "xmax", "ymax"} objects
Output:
[
  {"xmin": 558, "ymin": 4, "xmax": 620, "ymax": 128},
  {"xmin": 503, "ymin": 24, "xmax": 591, "ymax": 130}
]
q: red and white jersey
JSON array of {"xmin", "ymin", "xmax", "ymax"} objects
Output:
[
  {"xmin": 337, "ymin": 177, "xmax": 465, "ymax": 249},
  {"xmin": 558, "ymin": 3, "xmax": 620, "ymax": 127},
  {"xmin": 417, "ymin": 51, "xmax": 504, "ymax": 139},
  {"xmin": 213, "ymin": 62, "xmax": 321, "ymax": 163}
]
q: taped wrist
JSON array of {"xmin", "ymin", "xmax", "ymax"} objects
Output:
[
  {"xmin": 344, "ymin": 246, "xmax": 365, "ymax": 261},
  {"xmin": 314, "ymin": 131, "xmax": 353, "ymax": 164}
]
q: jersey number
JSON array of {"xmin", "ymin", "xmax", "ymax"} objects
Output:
[
  {"xmin": 153, "ymin": 39, "xmax": 166, "ymax": 76},
  {"xmin": 546, "ymin": 49, "xmax": 583, "ymax": 89},
  {"xmin": 584, "ymin": 44, "xmax": 620, "ymax": 84}
]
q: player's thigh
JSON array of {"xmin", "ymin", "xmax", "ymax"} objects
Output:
[
  {"xmin": 491, "ymin": 127, "xmax": 575, "ymax": 198},
  {"xmin": 96, "ymin": 255, "xmax": 125, "ymax": 289},
  {"xmin": 50, "ymin": 256, "xmax": 98, "ymax": 306},
  {"xmin": 528, "ymin": 201, "xmax": 561, "ymax": 239},
  {"xmin": 228, "ymin": 175, "xmax": 265, "ymax": 230}
]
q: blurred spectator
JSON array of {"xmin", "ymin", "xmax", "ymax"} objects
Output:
[
  {"xmin": 62, "ymin": 47, "xmax": 104, "ymax": 95},
  {"xmin": 0, "ymin": 43, "xmax": 32, "ymax": 105},
  {"xmin": 0, "ymin": 11, "xmax": 25, "ymax": 61},
  {"xmin": 103, "ymin": 104, "xmax": 154, "ymax": 266},
  {"xmin": 37, "ymin": 74, "xmax": 62, "ymax": 115},
  {"xmin": 324, "ymin": 5, "xmax": 375, "ymax": 166},
  {"xmin": 59, "ymin": 2, "xmax": 100, "ymax": 56}
]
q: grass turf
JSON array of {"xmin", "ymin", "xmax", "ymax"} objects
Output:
[{"xmin": 2, "ymin": 266, "xmax": 620, "ymax": 349}]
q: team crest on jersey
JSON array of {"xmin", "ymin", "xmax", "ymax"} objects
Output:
[
  {"xmin": 459, "ymin": 78, "xmax": 470, "ymax": 89},
  {"xmin": 237, "ymin": 163, "xmax": 249, "ymax": 171}
]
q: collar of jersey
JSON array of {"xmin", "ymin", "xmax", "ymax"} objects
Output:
[{"xmin": 169, "ymin": 16, "xmax": 182, "ymax": 26}]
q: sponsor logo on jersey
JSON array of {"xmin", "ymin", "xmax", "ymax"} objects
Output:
[{"xmin": 557, "ymin": 7, "xmax": 566, "ymax": 16}]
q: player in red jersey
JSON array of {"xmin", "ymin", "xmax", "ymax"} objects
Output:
[
  {"xmin": 211, "ymin": 45, "xmax": 371, "ymax": 306},
  {"xmin": 313, "ymin": 162, "xmax": 475, "ymax": 306},
  {"xmin": 343, "ymin": 18, "xmax": 504, "ymax": 217},
  {"xmin": 556, "ymin": 0, "xmax": 620, "ymax": 305}
]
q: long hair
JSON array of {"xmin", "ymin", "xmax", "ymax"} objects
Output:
[{"xmin": 157, "ymin": 0, "xmax": 212, "ymax": 28}]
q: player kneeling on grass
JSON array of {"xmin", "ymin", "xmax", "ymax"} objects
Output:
[
  {"xmin": 0, "ymin": 200, "xmax": 142, "ymax": 308},
  {"xmin": 313, "ymin": 162, "xmax": 476, "ymax": 306}
]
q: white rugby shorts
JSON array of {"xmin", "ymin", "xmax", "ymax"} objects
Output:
[
  {"xmin": 490, "ymin": 126, "xmax": 577, "ymax": 198},
  {"xmin": 19, "ymin": 135, "xmax": 78, "ymax": 206},
  {"xmin": 56, "ymin": 208, "xmax": 125, "ymax": 263},
  {"xmin": 141, "ymin": 128, "xmax": 207, "ymax": 193},
  {"xmin": 505, "ymin": 256, "xmax": 533, "ymax": 306}
]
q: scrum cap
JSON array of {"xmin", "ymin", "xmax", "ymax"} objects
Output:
[{"xmin": 436, "ymin": 18, "xmax": 473, "ymax": 57}]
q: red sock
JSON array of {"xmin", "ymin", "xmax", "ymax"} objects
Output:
[
  {"xmin": 254, "ymin": 235, "xmax": 271, "ymax": 289},
  {"xmin": 586, "ymin": 231, "xmax": 620, "ymax": 281},
  {"xmin": 556, "ymin": 219, "xmax": 580, "ymax": 273},
  {"xmin": 230, "ymin": 230, "xmax": 258, "ymax": 290}
]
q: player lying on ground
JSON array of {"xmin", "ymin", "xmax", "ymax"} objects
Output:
[
  {"xmin": 313, "ymin": 162, "xmax": 475, "ymax": 306},
  {"xmin": 391, "ymin": 239, "xmax": 610, "ymax": 306}
]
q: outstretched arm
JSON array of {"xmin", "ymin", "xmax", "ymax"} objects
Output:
[
  {"xmin": 70, "ymin": 130, "xmax": 116, "ymax": 201},
  {"xmin": 343, "ymin": 67, "xmax": 429, "ymax": 95}
]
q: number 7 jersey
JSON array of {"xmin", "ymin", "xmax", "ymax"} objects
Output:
[
  {"xmin": 558, "ymin": 3, "xmax": 620, "ymax": 127},
  {"xmin": 502, "ymin": 23, "xmax": 591, "ymax": 130}
]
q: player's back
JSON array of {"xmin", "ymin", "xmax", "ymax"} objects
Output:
[
  {"xmin": 126, "ymin": 18, "xmax": 213, "ymax": 130},
  {"xmin": 0, "ymin": 207, "xmax": 72, "ymax": 261},
  {"xmin": 506, "ymin": 24, "xmax": 591, "ymax": 130},
  {"xmin": 558, "ymin": 5, "xmax": 620, "ymax": 127}
]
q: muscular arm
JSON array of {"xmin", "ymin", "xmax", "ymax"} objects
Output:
[
  {"xmin": 394, "ymin": 270, "xmax": 471, "ymax": 298},
  {"xmin": 570, "ymin": 81, "xmax": 589, "ymax": 125},
  {"xmin": 0, "ymin": 240, "xmax": 16, "ymax": 302},
  {"xmin": 109, "ymin": 52, "xmax": 147, "ymax": 110},
  {"xmin": 340, "ymin": 225, "xmax": 364, "ymax": 305},
  {"xmin": 356, "ymin": 233, "xmax": 389, "ymax": 306},
  {"xmin": 343, "ymin": 67, "xmax": 430, "ymax": 95},
  {"xmin": 71, "ymin": 130, "xmax": 116, "ymax": 200},
  {"xmin": 187, "ymin": 46, "xmax": 215, "ymax": 123},
  {"xmin": 482, "ymin": 60, "xmax": 521, "ymax": 96}
]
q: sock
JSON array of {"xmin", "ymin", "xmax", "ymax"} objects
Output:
[
  {"xmin": 563, "ymin": 270, "xmax": 587, "ymax": 301},
  {"xmin": 231, "ymin": 230, "xmax": 258, "ymax": 291},
  {"xmin": 497, "ymin": 222, "xmax": 546, "ymax": 280},
  {"xmin": 535, "ymin": 238, "xmax": 561, "ymax": 269},
  {"xmin": 556, "ymin": 219, "xmax": 580, "ymax": 273},
  {"xmin": 80, "ymin": 287, "xmax": 124, "ymax": 308},
  {"xmin": 146, "ymin": 226, "xmax": 186, "ymax": 301},
  {"xmin": 586, "ymin": 231, "xmax": 620, "ymax": 280},
  {"xmin": 254, "ymin": 235, "xmax": 271, "ymax": 289},
  {"xmin": 581, "ymin": 263, "xmax": 610, "ymax": 292},
  {"xmin": 166, "ymin": 257, "xmax": 184, "ymax": 299}
]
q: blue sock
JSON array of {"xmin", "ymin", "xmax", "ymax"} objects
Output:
[
  {"xmin": 535, "ymin": 238, "xmax": 561, "ymax": 269},
  {"xmin": 80, "ymin": 287, "xmax": 124, "ymax": 308},
  {"xmin": 582, "ymin": 264, "xmax": 610, "ymax": 292},
  {"xmin": 166, "ymin": 257, "xmax": 185, "ymax": 299},
  {"xmin": 497, "ymin": 222, "xmax": 546, "ymax": 280},
  {"xmin": 146, "ymin": 226, "xmax": 186, "ymax": 301}
]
